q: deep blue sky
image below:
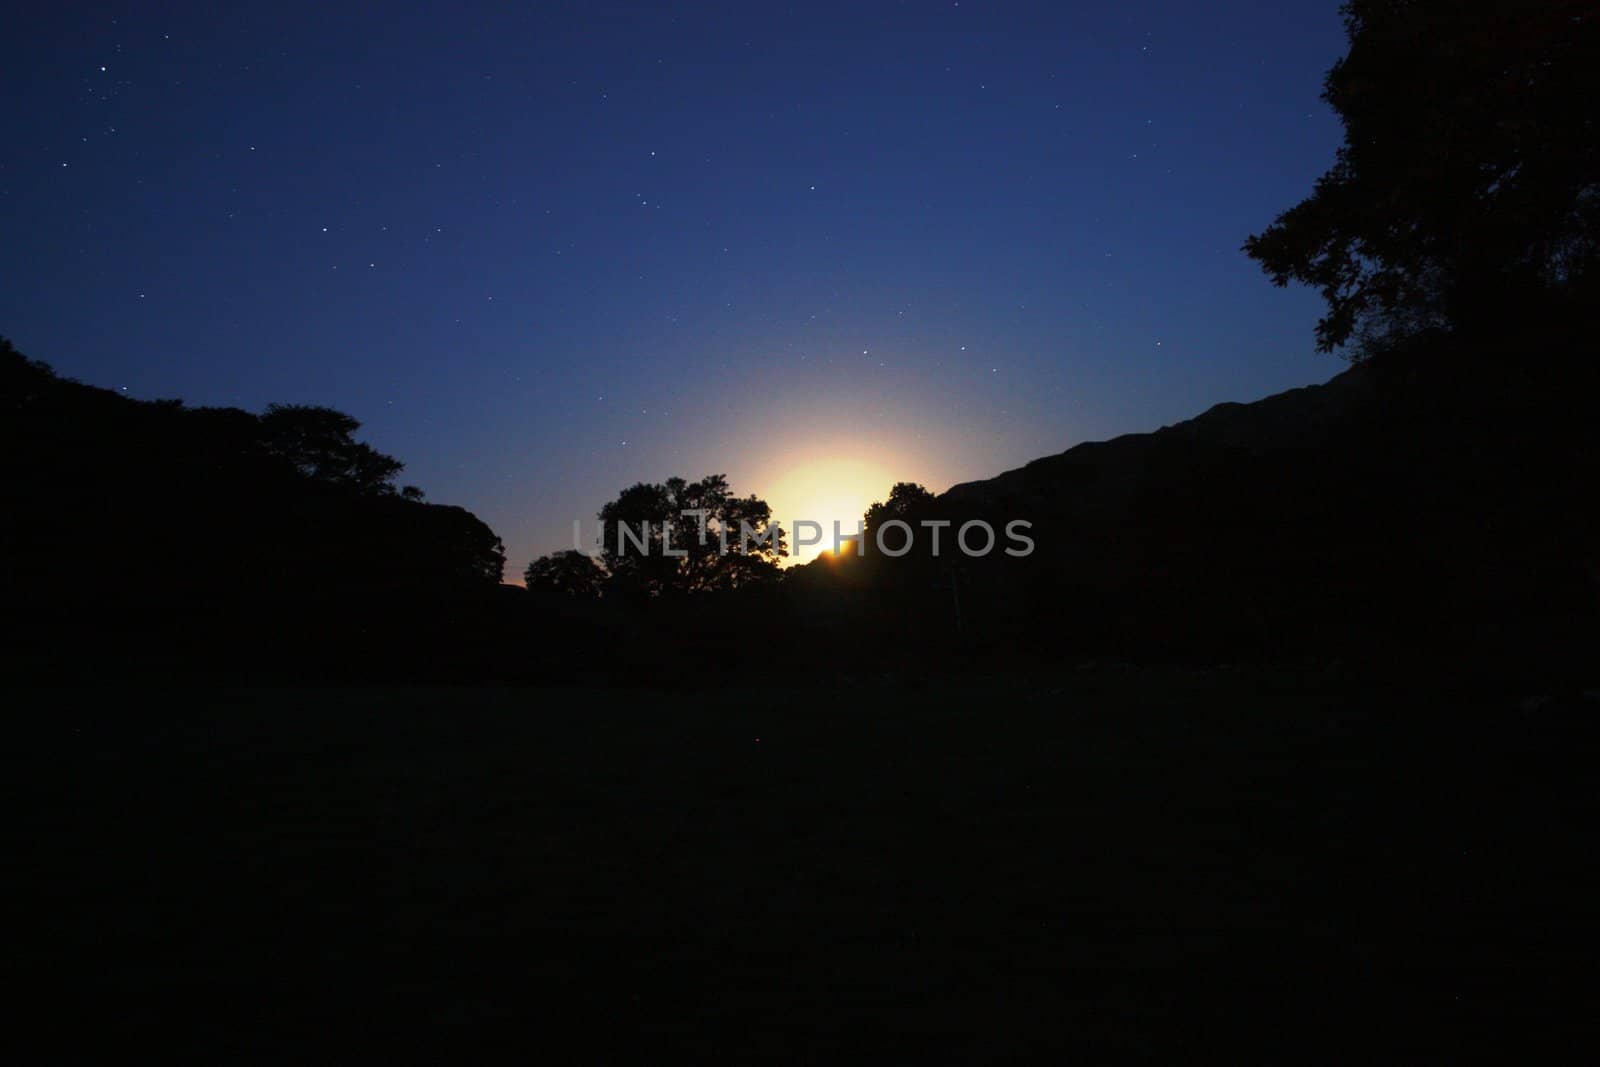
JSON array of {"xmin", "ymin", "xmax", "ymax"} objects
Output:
[{"xmin": 3, "ymin": 1, "xmax": 1347, "ymax": 569}]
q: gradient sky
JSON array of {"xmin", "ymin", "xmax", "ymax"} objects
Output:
[{"xmin": 3, "ymin": 1, "xmax": 1348, "ymax": 569}]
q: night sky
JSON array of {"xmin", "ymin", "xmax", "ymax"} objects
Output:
[{"xmin": 3, "ymin": 1, "xmax": 1347, "ymax": 569}]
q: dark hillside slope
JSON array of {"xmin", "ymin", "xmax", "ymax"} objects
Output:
[
  {"xmin": 929, "ymin": 334, "xmax": 1599, "ymax": 676},
  {"xmin": 0, "ymin": 339, "xmax": 510, "ymax": 679}
]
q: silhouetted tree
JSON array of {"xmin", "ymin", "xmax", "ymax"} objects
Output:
[
  {"xmin": 524, "ymin": 550, "xmax": 607, "ymax": 597},
  {"xmin": 259, "ymin": 403, "xmax": 405, "ymax": 494},
  {"xmin": 1244, "ymin": 0, "xmax": 1600, "ymax": 358},
  {"xmin": 2, "ymin": 338, "xmax": 509, "ymax": 679},
  {"xmin": 597, "ymin": 474, "xmax": 786, "ymax": 596},
  {"xmin": 414, "ymin": 503, "xmax": 507, "ymax": 586},
  {"xmin": 863, "ymin": 482, "xmax": 937, "ymax": 557}
]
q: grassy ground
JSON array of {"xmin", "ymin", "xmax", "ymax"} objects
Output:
[{"xmin": 9, "ymin": 666, "xmax": 1597, "ymax": 1060}]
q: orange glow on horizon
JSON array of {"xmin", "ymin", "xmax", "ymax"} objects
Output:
[
  {"xmin": 819, "ymin": 537, "xmax": 864, "ymax": 563},
  {"xmin": 757, "ymin": 455, "xmax": 902, "ymax": 565}
]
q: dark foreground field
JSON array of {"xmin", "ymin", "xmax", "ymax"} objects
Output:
[{"xmin": 9, "ymin": 666, "xmax": 1598, "ymax": 1060}]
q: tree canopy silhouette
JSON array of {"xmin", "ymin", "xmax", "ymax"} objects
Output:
[
  {"xmin": 260, "ymin": 403, "xmax": 417, "ymax": 496},
  {"xmin": 596, "ymin": 474, "xmax": 785, "ymax": 596},
  {"xmin": 2, "ymin": 337, "xmax": 507, "ymax": 672},
  {"xmin": 1244, "ymin": 0, "xmax": 1599, "ymax": 357},
  {"xmin": 862, "ymin": 482, "xmax": 937, "ymax": 557},
  {"xmin": 524, "ymin": 549, "xmax": 607, "ymax": 597}
]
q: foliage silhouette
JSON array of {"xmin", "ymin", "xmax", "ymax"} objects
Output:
[
  {"xmin": 862, "ymin": 482, "xmax": 938, "ymax": 558},
  {"xmin": 524, "ymin": 549, "xmax": 607, "ymax": 597},
  {"xmin": 595, "ymin": 474, "xmax": 785, "ymax": 597},
  {"xmin": 1, "ymin": 336, "xmax": 505, "ymax": 678},
  {"xmin": 1244, "ymin": 0, "xmax": 1600, "ymax": 358},
  {"xmin": 259, "ymin": 403, "xmax": 406, "ymax": 494}
]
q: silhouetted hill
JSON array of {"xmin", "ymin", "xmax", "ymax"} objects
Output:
[
  {"xmin": 785, "ymin": 329, "xmax": 1598, "ymax": 685},
  {"xmin": 925, "ymin": 331, "xmax": 1600, "ymax": 679},
  {"xmin": 1, "ymin": 338, "xmax": 510, "ymax": 680}
]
